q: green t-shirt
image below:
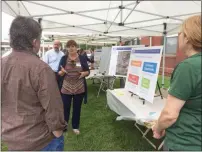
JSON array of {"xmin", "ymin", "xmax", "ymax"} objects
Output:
[{"xmin": 165, "ymin": 52, "xmax": 202, "ymax": 151}]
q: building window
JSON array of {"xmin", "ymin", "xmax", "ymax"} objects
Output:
[{"xmin": 165, "ymin": 36, "xmax": 178, "ymax": 55}]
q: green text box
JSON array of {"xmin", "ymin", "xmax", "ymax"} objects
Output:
[{"xmin": 141, "ymin": 78, "xmax": 150, "ymax": 89}]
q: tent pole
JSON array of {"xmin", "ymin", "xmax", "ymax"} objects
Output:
[
  {"xmin": 3, "ymin": 1, "xmax": 17, "ymax": 16},
  {"xmin": 110, "ymin": 25, "xmax": 162, "ymax": 34},
  {"xmin": 123, "ymin": 0, "xmax": 140, "ymax": 23},
  {"xmin": 125, "ymin": 17, "xmax": 164, "ymax": 25},
  {"xmin": 120, "ymin": 0, "xmax": 123, "ymax": 23},
  {"xmin": 107, "ymin": 10, "xmax": 121, "ymax": 32},
  {"xmin": 162, "ymin": 23, "xmax": 167, "ymax": 88},
  {"xmin": 26, "ymin": 1, "xmax": 119, "ymax": 26},
  {"xmin": 149, "ymin": 36, "xmax": 152, "ymax": 46},
  {"xmin": 124, "ymin": 8, "xmax": 182, "ymax": 22},
  {"xmin": 27, "ymin": 2, "xmax": 137, "ymax": 18}
]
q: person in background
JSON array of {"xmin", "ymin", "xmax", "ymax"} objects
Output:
[
  {"xmin": 78, "ymin": 48, "xmax": 91, "ymax": 62},
  {"xmin": 43, "ymin": 40, "xmax": 64, "ymax": 82},
  {"xmin": 58, "ymin": 40, "xmax": 90, "ymax": 135},
  {"xmin": 78, "ymin": 48, "xmax": 85, "ymax": 56},
  {"xmin": 90, "ymin": 48, "xmax": 94, "ymax": 61},
  {"xmin": 152, "ymin": 15, "xmax": 201, "ymax": 151},
  {"xmin": 90, "ymin": 48, "xmax": 95, "ymax": 69},
  {"xmin": 1, "ymin": 16, "xmax": 67, "ymax": 151}
]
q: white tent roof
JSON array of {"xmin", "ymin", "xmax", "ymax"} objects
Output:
[{"xmin": 2, "ymin": 1, "xmax": 201, "ymax": 42}]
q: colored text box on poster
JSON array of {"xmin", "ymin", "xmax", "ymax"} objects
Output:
[
  {"xmin": 128, "ymin": 74, "xmax": 139, "ymax": 85},
  {"xmin": 131, "ymin": 60, "xmax": 142, "ymax": 67},
  {"xmin": 141, "ymin": 77, "xmax": 150, "ymax": 89},
  {"xmin": 142, "ymin": 62, "xmax": 157, "ymax": 74}
]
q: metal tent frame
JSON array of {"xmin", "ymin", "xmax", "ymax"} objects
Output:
[{"xmin": 2, "ymin": 0, "xmax": 201, "ymax": 86}]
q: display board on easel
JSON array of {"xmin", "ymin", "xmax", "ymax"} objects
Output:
[
  {"xmin": 94, "ymin": 49, "xmax": 102, "ymax": 69},
  {"xmin": 125, "ymin": 46, "xmax": 163, "ymax": 103},
  {"xmin": 108, "ymin": 45, "xmax": 145, "ymax": 77},
  {"xmin": 99, "ymin": 47, "xmax": 112, "ymax": 74}
]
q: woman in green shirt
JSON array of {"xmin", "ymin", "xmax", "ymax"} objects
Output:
[{"xmin": 152, "ymin": 15, "xmax": 201, "ymax": 151}]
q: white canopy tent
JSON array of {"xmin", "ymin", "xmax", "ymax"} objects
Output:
[
  {"xmin": 2, "ymin": 0, "xmax": 201, "ymax": 86},
  {"xmin": 2, "ymin": 1, "xmax": 201, "ymax": 39},
  {"xmin": 42, "ymin": 32, "xmax": 119, "ymax": 45}
]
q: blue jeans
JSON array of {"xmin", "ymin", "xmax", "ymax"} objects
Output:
[{"xmin": 41, "ymin": 135, "xmax": 64, "ymax": 151}]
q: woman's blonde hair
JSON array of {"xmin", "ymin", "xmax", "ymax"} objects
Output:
[{"xmin": 181, "ymin": 15, "xmax": 201, "ymax": 51}]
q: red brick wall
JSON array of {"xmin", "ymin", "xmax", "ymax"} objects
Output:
[
  {"xmin": 152, "ymin": 36, "xmax": 163, "ymax": 46},
  {"xmin": 175, "ymin": 35, "xmax": 187, "ymax": 64},
  {"xmin": 159, "ymin": 56, "xmax": 176, "ymax": 76},
  {"xmin": 141, "ymin": 37, "xmax": 150, "ymax": 46},
  {"xmin": 140, "ymin": 36, "xmax": 163, "ymax": 46}
]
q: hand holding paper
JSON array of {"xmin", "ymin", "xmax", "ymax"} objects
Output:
[
  {"xmin": 61, "ymin": 66, "xmax": 67, "ymax": 73},
  {"xmin": 152, "ymin": 123, "xmax": 165, "ymax": 139},
  {"xmin": 58, "ymin": 66, "xmax": 67, "ymax": 76}
]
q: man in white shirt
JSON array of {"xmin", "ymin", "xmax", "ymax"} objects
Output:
[{"xmin": 43, "ymin": 40, "xmax": 64, "ymax": 81}]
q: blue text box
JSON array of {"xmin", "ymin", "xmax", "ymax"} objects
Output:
[{"xmin": 142, "ymin": 62, "xmax": 157, "ymax": 74}]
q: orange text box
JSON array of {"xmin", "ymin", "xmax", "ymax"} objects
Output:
[{"xmin": 131, "ymin": 60, "xmax": 142, "ymax": 67}]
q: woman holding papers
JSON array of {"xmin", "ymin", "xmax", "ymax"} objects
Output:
[
  {"xmin": 58, "ymin": 40, "xmax": 90, "ymax": 135},
  {"xmin": 152, "ymin": 15, "xmax": 201, "ymax": 151}
]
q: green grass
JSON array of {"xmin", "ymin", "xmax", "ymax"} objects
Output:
[
  {"xmin": 157, "ymin": 75, "xmax": 170, "ymax": 89},
  {"xmin": 1, "ymin": 76, "xmax": 170, "ymax": 151}
]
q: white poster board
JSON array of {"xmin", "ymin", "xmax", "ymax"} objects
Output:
[
  {"xmin": 108, "ymin": 45, "xmax": 144, "ymax": 77},
  {"xmin": 125, "ymin": 46, "xmax": 163, "ymax": 103},
  {"xmin": 99, "ymin": 47, "xmax": 111, "ymax": 74},
  {"xmin": 94, "ymin": 49, "xmax": 102, "ymax": 68}
]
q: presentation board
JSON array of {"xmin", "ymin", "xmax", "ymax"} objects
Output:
[
  {"xmin": 108, "ymin": 45, "xmax": 145, "ymax": 77},
  {"xmin": 125, "ymin": 46, "xmax": 163, "ymax": 103},
  {"xmin": 94, "ymin": 49, "xmax": 102, "ymax": 68},
  {"xmin": 99, "ymin": 47, "xmax": 112, "ymax": 74}
]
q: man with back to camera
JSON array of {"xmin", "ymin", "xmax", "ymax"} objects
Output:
[
  {"xmin": 1, "ymin": 16, "xmax": 67, "ymax": 151},
  {"xmin": 43, "ymin": 40, "xmax": 64, "ymax": 81}
]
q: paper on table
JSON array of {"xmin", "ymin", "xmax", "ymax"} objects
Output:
[{"xmin": 114, "ymin": 90, "xmax": 125, "ymax": 96}]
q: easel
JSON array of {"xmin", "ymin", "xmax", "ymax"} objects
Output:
[
  {"xmin": 129, "ymin": 81, "xmax": 163, "ymax": 105},
  {"xmin": 129, "ymin": 81, "xmax": 164, "ymax": 150}
]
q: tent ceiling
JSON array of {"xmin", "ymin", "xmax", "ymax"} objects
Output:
[
  {"xmin": 2, "ymin": 1, "xmax": 201, "ymax": 43},
  {"xmin": 43, "ymin": 32, "xmax": 136, "ymax": 44}
]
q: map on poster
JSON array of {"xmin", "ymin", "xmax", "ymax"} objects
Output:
[
  {"xmin": 125, "ymin": 46, "xmax": 163, "ymax": 103},
  {"xmin": 108, "ymin": 45, "xmax": 144, "ymax": 77},
  {"xmin": 94, "ymin": 49, "xmax": 102, "ymax": 68}
]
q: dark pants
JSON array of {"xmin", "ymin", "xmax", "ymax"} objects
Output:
[
  {"xmin": 41, "ymin": 135, "xmax": 64, "ymax": 151},
  {"xmin": 61, "ymin": 93, "xmax": 84, "ymax": 129}
]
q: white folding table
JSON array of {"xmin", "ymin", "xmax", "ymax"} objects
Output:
[
  {"xmin": 106, "ymin": 88, "xmax": 166, "ymax": 150},
  {"xmin": 87, "ymin": 70, "xmax": 116, "ymax": 97}
]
